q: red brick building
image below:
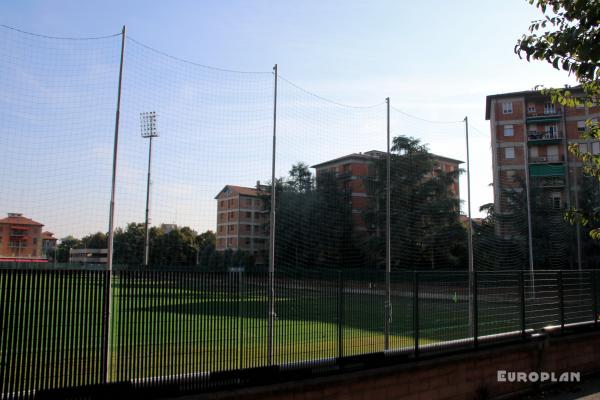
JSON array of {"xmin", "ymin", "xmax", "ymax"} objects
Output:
[
  {"xmin": 485, "ymin": 88, "xmax": 600, "ymax": 215},
  {"xmin": 215, "ymin": 185, "xmax": 269, "ymax": 263},
  {"xmin": 0, "ymin": 213, "xmax": 47, "ymax": 262},
  {"xmin": 311, "ymin": 150, "xmax": 462, "ymax": 233}
]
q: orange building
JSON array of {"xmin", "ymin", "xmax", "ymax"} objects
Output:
[
  {"xmin": 214, "ymin": 185, "xmax": 269, "ymax": 263},
  {"xmin": 0, "ymin": 213, "xmax": 46, "ymax": 262},
  {"xmin": 311, "ymin": 150, "xmax": 462, "ymax": 233}
]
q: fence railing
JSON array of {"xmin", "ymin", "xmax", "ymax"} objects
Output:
[{"xmin": 1, "ymin": 268, "xmax": 599, "ymax": 398}]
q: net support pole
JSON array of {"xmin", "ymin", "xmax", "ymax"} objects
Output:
[
  {"xmin": 267, "ymin": 64, "xmax": 278, "ymax": 366},
  {"xmin": 384, "ymin": 97, "xmax": 391, "ymax": 351},
  {"xmin": 464, "ymin": 117, "xmax": 475, "ymax": 338},
  {"xmin": 104, "ymin": 24, "xmax": 126, "ymax": 384},
  {"xmin": 523, "ymin": 120, "xmax": 535, "ymax": 297}
]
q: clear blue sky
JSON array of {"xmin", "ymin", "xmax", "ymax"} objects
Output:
[{"xmin": 0, "ymin": 1, "xmax": 577, "ymax": 238}]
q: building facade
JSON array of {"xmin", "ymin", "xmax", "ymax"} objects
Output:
[
  {"xmin": 486, "ymin": 88, "xmax": 600, "ymax": 268},
  {"xmin": 311, "ymin": 150, "xmax": 463, "ymax": 233},
  {"xmin": 0, "ymin": 213, "xmax": 46, "ymax": 262},
  {"xmin": 42, "ymin": 231, "xmax": 58, "ymax": 260},
  {"xmin": 486, "ymin": 89, "xmax": 600, "ymax": 215},
  {"xmin": 214, "ymin": 185, "xmax": 269, "ymax": 263}
]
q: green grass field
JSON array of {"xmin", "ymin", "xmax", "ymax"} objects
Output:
[{"xmin": 1, "ymin": 270, "xmax": 530, "ymax": 395}]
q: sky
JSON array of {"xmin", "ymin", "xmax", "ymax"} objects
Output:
[{"xmin": 0, "ymin": 0, "xmax": 579, "ymax": 239}]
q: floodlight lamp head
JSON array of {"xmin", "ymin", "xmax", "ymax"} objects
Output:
[{"xmin": 140, "ymin": 111, "xmax": 158, "ymax": 138}]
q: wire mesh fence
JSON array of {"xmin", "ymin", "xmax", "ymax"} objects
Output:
[
  {"xmin": 2, "ymin": 22, "xmax": 600, "ymax": 399},
  {"xmin": 1, "ymin": 268, "xmax": 600, "ymax": 398}
]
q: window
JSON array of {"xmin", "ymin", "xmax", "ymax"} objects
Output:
[
  {"xmin": 544, "ymin": 124, "xmax": 558, "ymax": 138},
  {"xmin": 33, "ymin": 238, "xmax": 37, "ymax": 245},
  {"xmin": 527, "ymin": 104, "xmax": 536, "ymax": 114},
  {"xmin": 505, "ymin": 170, "xmax": 516, "ymax": 182},
  {"xmin": 246, "ymin": 212, "xmax": 251, "ymax": 218},
  {"xmin": 544, "ymin": 102, "xmax": 556, "ymax": 114},
  {"xmin": 502, "ymin": 102, "xmax": 513, "ymax": 114},
  {"xmin": 503, "ymin": 125, "xmax": 514, "ymax": 137},
  {"xmin": 505, "ymin": 147, "xmax": 515, "ymax": 159},
  {"xmin": 529, "ymin": 146, "xmax": 538, "ymax": 158},
  {"xmin": 547, "ymin": 145, "xmax": 558, "ymax": 157},
  {"xmin": 577, "ymin": 120, "xmax": 586, "ymax": 132},
  {"xmin": 551, "ymin": 193, "xmax": 562, "ymax": 209},
  {"xmin": 579, "ymin": 143, "xmax": 588, "ymax": 153},
  {"xmin": 592, "ymin": 142, "xmax": 600, "ymax": 155}
]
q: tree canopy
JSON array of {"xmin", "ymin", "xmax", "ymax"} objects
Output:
[{"xmin": 516, "ymin": 0, "xmax": 600, "ymax": 240}]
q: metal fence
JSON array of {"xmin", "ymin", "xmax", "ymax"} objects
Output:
[{"xmin": 1, "ymin": 268, "xmax": 599, "ymax": 399}]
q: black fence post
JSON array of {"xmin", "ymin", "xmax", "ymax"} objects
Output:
[
  {"xmin": 338, "ymin": 271, "xmax": 344, "ymax": 359},
  {"xmin": 558, "ymin": 270, "xmax": 564, "ymax": 335},
  {"xmin": 592, "ymin": 270, "xmax": 598, "ymax": 328},
  {"xmin": 100, "ymin": 269, "xmax": 111, "ymax": 384},
  {"xmin": 413, "ymin": 271, "xmax": 419, "ymax": 358},
  {"xmin": 473, "ymin": 271, "xmax": 478, "ymax": 348},
  {"xmin": 520, "ymin": 270, "xmax": 526, "ymax": 339}
]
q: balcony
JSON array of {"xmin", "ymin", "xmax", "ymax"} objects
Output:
[
  {"xmin": 531, "ymin": 177, "xmax": 566, "ymax": 188},
  {"xmin": 527, "ymin": 131, "xmax": 563, "ymax": 144},
  {"xmin": 336, "ymin": 171, "xmax": 352, "ymax": 179},
  {"xmin": 526, "ymin": 112, "xmax": 561, "ymax": 124},
  {"xmin": 529, "ymin": 154, "xmax": 565, "ymax": 164},
  {"xmin": 529, "ymin": 164, "xmax": 565, "ymax": 178}
]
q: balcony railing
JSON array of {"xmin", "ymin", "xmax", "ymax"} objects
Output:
[
  {"xmin": 532, "ymin": 177, "xmax": 566, "ymax": 187},
  {"xmin": 527, "ymin": 131, "xmax": 563, "ymax": 141},
  {"xmin": 336, "ymin": 171, "xmax": 352, "ymax": 179},
  {"xmin": 529, "ymin": 154, "xmax": 564, "ymax": 164}
]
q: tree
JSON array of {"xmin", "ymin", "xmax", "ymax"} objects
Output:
[
  {"xmin": 287, "ymin": 162, "xmax": 314, "ymax": 193},
  {"xmin": 260, "ymin": 162, "xmax": 364, "ymax": 270},
  {"xmin": 365, "ymin": 136, "xmax": 467, "ymax": 270},
  {"xmin": 56, "ymin": 235, "xmax": 81, "ymax": 263},
  {"xmin": 516, "ymin": 0, "xmax": 600, "ymax": 239},
  {"xmin": 80, "ymin": 232, "xmax": 107, "ymax": 249}
]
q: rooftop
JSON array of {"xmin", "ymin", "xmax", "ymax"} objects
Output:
[
  {"xmin": 485, "ymin": 85, "xmax": 582, "ymax": 120},
  {"xmin": 0, "ymin": 213, "xmax": 43, "ymax": 227},
  {"xmin": 311, "ymin": 150, "xmax": 463, "ymax": 169},
  {"xmin": 215, "ymin": 185, "xmax": 268, "ymax": 199}
]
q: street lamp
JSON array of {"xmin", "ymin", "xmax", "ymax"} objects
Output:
[{"xmin": 140, "ymin": 111, "xmax": 158, "ymax": 267}]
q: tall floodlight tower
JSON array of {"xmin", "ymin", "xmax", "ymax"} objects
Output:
[{"xmin": 140, "ymin": 111, "xmax": 158, "ymax": 267}]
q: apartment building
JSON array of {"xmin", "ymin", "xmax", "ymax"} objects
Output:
[
  {"xmin": 0, "ymin": 213, "xmax": 46, "ymax": 262},
  {"xmin": 214, "ymin": 184, "xmax": 269, "ymax": 263},
  {"xmin": 311, "ymin": 150, "xmax": 462, "ymax": 233},
  {"xmin": 485, "ymin": 88, "xmax": 600, "ymax": 216}
]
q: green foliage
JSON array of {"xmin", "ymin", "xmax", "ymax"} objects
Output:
[
  {"xmin": 58, "ymin": 224, "xmax": 250, "ymax": 268},
  {"xmin": 515, "ymin": 0, "xmax": 599, "ymax": 82},
  {"xmin": 56, "ymin": 235, "xmax": 81, "ymax": 262},
  {"xmin": 518, "ymin": 0, "xmax": 600, "ymax": 243},
  {"xmin": 264, "ymin": 162, "xmax": 365, "ymax": 269},
  {"xmin": 365, "ymin": 136, "xmax": 467, "ymax": 270}
]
